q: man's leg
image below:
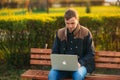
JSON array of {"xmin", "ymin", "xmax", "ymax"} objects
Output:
[
  {"xmin": 48, "ymin": 69, "xmax": 70, "ymax": 80},
  {"xmin": 48, "ymin": 69, "xmax": 60, "ymax": 80},
  {"xmin": 72, "ymin": 66, "xmax": 87, "ymax": 80}
]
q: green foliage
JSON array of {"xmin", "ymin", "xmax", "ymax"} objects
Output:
[
  {"xmin": 0, "ymin": 63, "xmax": 24, "ymax": 80},
  {"xmin": 86, "ymin": 1, "xmax": 91, "ymax": 13},
  {"xmin": 0, "ymin": 20, "xmax": 30, "ymax": 68}
]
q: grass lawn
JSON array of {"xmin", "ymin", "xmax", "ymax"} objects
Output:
[
  {"xmin": 0, "ymin": 6, "xmax": 120, "ymax": 16},
  {"xmin": 49, "ymin": 6, "xmax": 120, "ymax": 15}
]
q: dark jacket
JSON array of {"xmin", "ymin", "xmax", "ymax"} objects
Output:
[{"xmin": 52, "ymin": 24, "xmax": 95, "ymax": 73}]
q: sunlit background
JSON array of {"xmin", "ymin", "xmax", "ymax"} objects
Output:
[
  {"xmin": 106, "ymin": 0, "xmax": 117, "ymax": 2},
  {"xmin": 0, "ymin": 0, "xmax": 120, "ymax": 15}
]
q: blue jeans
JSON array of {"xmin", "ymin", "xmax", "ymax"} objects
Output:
[{"xmin": 48, "ymin": 66, "xmax": 87, "ymax": 80}]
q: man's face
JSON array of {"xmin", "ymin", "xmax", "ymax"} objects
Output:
[{"xmin": 65, "ymin": 17, "xmax": 78, "ymax": 33}]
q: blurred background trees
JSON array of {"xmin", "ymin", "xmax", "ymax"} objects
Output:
[
  {"xmin": 0, "ymin": 0, "xmax": 119, "ymax": 15},
  {"xmin": 0, "ymin": 0, "xmax": 119, "ymax": 11}
]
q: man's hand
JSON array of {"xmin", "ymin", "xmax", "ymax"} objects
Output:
[{"xmin": 78, "ymin": 63, "xmax": 81, "ymax": 68}]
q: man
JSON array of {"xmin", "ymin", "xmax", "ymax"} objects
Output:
[{"xmin": 48, "ymin": 8, "xmax": 95, "ymax": 80}]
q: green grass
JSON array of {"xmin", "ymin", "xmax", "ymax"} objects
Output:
[
  {"xmin": 0, "ymin": 6, "xmax": 120, "ymax": 16},
  {"xmin": 0, "ymin": 6, "xmax": 120, "ymax": 21}
]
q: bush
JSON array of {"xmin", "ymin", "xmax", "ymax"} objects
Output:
[{"xmin": 0, "ymin": 14, "xmax": 120, "ymax": 68}]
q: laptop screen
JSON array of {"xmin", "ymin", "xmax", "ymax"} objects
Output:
[{"xmin": 51, "ymin": 54, "xmax": 78, "ymax": 71}]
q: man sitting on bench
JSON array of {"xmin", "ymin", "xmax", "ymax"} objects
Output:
[{"xmin": 48, "ymin": 8, "xmax": 95, "ymax": 80}]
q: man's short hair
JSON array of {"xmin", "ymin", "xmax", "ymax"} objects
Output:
[{"xmin": 64, "ymin": 8, "xmax": 79, "ymax": 20}]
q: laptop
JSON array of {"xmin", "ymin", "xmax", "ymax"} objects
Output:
[{"xmin": 51, "ymin": 54, "xmax": 78, "ymax": 71}]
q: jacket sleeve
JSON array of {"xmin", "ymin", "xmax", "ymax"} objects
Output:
[
  {"xmin": 52, "ymin": 32, "xmax": 60, "ymax": 54},
  {"xmin": 79, "ymin": 31, "xmax": 95, "ymax": 73}
]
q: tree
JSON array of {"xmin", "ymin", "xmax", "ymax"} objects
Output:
[
  {"xmin": 28, "ymin": 0, "xmax": 48, "ymax": 13},
  {"xmin": 86, "ymin": 0, "xmax": 91, "ymax": 13},
  {"xmin": 116, "ymin": 0, "xmax": 120, "ymax": 6}
]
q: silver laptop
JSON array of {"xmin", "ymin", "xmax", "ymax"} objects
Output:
[{"xmin": 51, "ymin": 54, "xmax": 78, "ymax": 71}]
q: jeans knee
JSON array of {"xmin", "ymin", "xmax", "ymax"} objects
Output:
[
  {"xmin": 73, "ymin": 66, "xmax": 87, "ymax": 80},
  {"xmin": 48, "ymin": 73, "xmax": 55, "ymax": 80},
  {"xmin": 48, "ymin": 69, "xmax": 59, "ymax": 80},
  {"xmin": 73, "ymin": 72, "xmax": 83, "ymax": 80}
]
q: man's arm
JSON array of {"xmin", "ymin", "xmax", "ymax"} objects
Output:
[
  {"xmin": 52, "ymin": 32, "xmax": 60, "ymax": 54},
  {"xmin": 79, "ymin": 31, "xmax": 95, "ymax": 72}
]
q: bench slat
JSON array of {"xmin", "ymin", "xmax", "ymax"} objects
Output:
[
  {"xmin": 31, "ymin": 54, "xmax": 50, "ymax": 60},
  {"xmin": 96, "ymin": 51, "xmax": 120, "ymax": 57},
  {"xmin": 30, "ymin": 60, "xmax": 51, "ymax": 66},
  {"xmin": 21, "ymin": 70, "xmax": 49, "ymax": 79},
  {"xmin": 96, "ymin": 63, "xmax": 120, "ymax": 69},
  {"xmin": 95, "ymin": 57, "xmax": 120, "ymax": 63},
  {"xmin": 86, "ymin": 74, "xmax": 120, "ymax": 80},
  {"xmin": 31, "ymin": 48, "xmax": 51, "ymax": 54},
  {"xmin": 21, "ymin": 70, "xmax": 40, "ymax": 79},
  {"xmin": 21, "ymin": 70, "xmax": 120, "ymax": 80}
]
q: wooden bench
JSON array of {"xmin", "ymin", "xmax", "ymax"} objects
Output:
[{"xmin": 21, "ymin": 48, "xmax": 120, "ymax": 80}]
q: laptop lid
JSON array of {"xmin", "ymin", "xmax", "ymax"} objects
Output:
[{"xmin": 51, "ymin": 54, "xmax": 78, "ymax": 71}]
